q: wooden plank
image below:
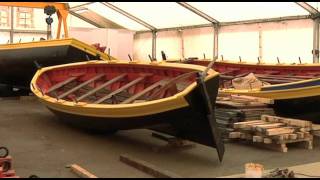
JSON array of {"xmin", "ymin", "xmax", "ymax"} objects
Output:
[
  {"xmin": 47, "ymin": 75, "xmax": 81, "ymax": 94},
  {"xmin": 266, "ymin": 128, "xmax": 295, "ymax": 136},
  {"xmin": 58, "ymin": 74, "xmax": 105, "ymax": 99},
  {"xmin": 253, "ymin": 136, "xmax": 264, "ymax": 143},
  {"xmin": 94, "ymin": 76, "xmax": 146, "ymax": 104},
  {"xmin": 296, "ymin": 132, "xmax": 305, "ymax": 139},
  {"xmin": 76, "ymin": 73, "xmax": 127, "ymax": 101},
  {"xmin": 121, "ymin": 79, "xmax": 168, "ymax": 104},
  {"xmin": 254, "ymin": 123, "xmax": 285, "ymax": 132},
  {"xmin": 233, "ymin": 120, "xmax": 263, "ymax": 129},
  {"xmin": 119, "ymin": 154, "xmax": 181, "ymax": 178},
  {"xmin": 263, "ymin": 138, "xmax": 272, "ymax": 144},
  {"xmin": 289, "ymin": 133, "xmax": 298, "ymax": 140},
  {"xmin": 229, "ymin": 132, "xmax": 241, "ymax": 139},
  {"xmin": 311, "ymin": 124, "xmax": 320, "ymax": 131},
  {"xmin": 68, "ymin": 164, "xmax": 98, "ymax": 178}
]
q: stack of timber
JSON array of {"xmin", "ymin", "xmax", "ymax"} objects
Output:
[
  {"xmin": 216, "ymin": 94, "xmax": 275, "ymax": 140},
  {"xmin": 229, "ymin": 115, "xmax": 314, "ymax": 152}
]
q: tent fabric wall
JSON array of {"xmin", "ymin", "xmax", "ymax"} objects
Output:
[
  {"xmin": 156, "ymin": 31, "xmax": 182, "ymax": 61},
  {"xmin": 219, "ymin": 24, "xmax": 260, "ymax": 63},
  {"xmin": 261, "ymin": 19, "xmax": 313, "ymax": 64},
  {"xmin": 133, "ymin": 19, "xmax": 315, "ymax": 64},
  {"xmin": 183, "ymin": 27, "xmax": 214, "ymax": 60},
  {"xmin": 133, "ymin": 32, "xmax": 152, "ymax": 61}
]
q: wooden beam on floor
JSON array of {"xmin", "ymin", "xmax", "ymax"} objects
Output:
[
  {"xmin": 120, "ymin": 79, "xmax": 167, "ymax": 104},
  {"xmin": 94, "ymin": 76, "xmax": 146, "ymax": 104},
  {"xmin": 76, "ymin": 73, "xmax": 127, "ymax": 102},
  {"xmin": 67, "ymin": 164, "xmax": 98, "ymax": 178},
  {"xmin": 58, "ymin": 74, "xmax": 105, "ymax": 99},
  {"xmin": 119, "ymin": 154, "xmax": 181, "ymax": 178}
]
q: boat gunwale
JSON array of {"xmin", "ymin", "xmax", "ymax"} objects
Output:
[{"xmin": 0, "ymin": 38, "xmax": 116, "ymax": 61}]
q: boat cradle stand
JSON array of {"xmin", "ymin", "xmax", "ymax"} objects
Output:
[{"xmin": 150, "ymin": 132, "xmax": 196, "ymax": 153}]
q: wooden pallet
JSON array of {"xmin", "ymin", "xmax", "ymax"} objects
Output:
[{"xmin": 229, "ymin": 115, "xmax": 314, "ymax": 152}]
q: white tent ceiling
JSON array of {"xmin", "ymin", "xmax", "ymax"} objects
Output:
[{"xmin": 66, "ymin": 2, "xmax": 319, "ymax": 31}]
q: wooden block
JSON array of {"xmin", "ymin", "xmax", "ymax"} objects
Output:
[
  {"xmin": 261, "ymin": 115, "xmax": 271, "ymax": 121},
  {"xmin": 253, "ymin": 136, "xmax": 264, "ymax": 143},
  {"xmin": 288, "ymin": 134, "xmax": 298, "ymax": 140},
  {"xmin": 263, "ymin": 138, "xmax": 272, "ymax": 144},
  {"xmin": 119, "ymin": 154, "xmax": 181, "ymax": 178},
  {"xmin": 68, "ymin": 164, "xmax": 98, "ymax": 178},
  {"xmin": 283, "ymin": 134, "xmax": 290, "ymax": 140},
  {"xmin": 300, "ymin": 127, "xmax": 311, "ymax": 132},
  {"xmin": 304, "ymin": 132, "xmax": 311, "ymax": 138},
  {"xmin": 312, "ymin": 130, "xmax": 320, "ymax": 137},
  {"xmin": 311, "ymin": 124, "xmax": 320, "ymax": 131},
  {"xmin": 229, "ymin": 132, "xmax": 241, "ymax": 139},
  {"xmin": 266, "ymin": 128, "xmax": 295, "ymax": 136},
  {"xmin": 245, "ymin": 134, "xmax": 253, "ymax": 140},
  {"xmin": 240, "ymin": 133, "xmax": 247, "ymax": 139},
  {"xmin": 296, "ymin": 132, "xmax": 305, "ymax": 139}
]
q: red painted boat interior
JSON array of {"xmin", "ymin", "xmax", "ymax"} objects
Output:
[
  {"xmin": 189, "ymin": 60, "xmax": 320, "ymax": 87},
  {"xmin": 35, "ymin": 64, "xmax": 198, "ymax": 104}
]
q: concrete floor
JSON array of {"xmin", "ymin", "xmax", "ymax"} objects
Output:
[{"xmin": 0, "ymin": 99, "xmax": 320, "ymax": 178}]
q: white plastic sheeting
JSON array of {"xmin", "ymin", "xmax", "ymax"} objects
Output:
[
  {"xmin": 110, "ymin": 2, "xmax": 210, "ymax": 29},
  {"xmin": 86, "ymin": 3, "xmax": 148, "ymax": 31},
  {"xmin": 219, "ymin": 25, "xmax": 260, "ymax": 63},
  {"xmin": 183, "ymin": 27, "xmax": 214, "ymax": 60},
  {"xmin": 64, "ymin": 2, "xmax": 319, "ymax": 64},
  {"xmin": 67, "ymin": 2, "xmax": 314, "ymax": 31},
  {"xmin": 134, "ymin": 19, "xmax": 314, "ymax": 64},
  {"xmin": 187, "ymin": 2, "xmax": 308, "ymax": 22}
]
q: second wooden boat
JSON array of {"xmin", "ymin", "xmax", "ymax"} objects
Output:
[
  {"xmin": 0, "ymin": 38, "xmax": 114, "ymax": 96},
  {"xmin": 30, "ymin": 60, "xmax": 225, "ymax": 161},
  {"xmin": 182, "ymin": 59, "xmax": 320, "ymax": 122}
]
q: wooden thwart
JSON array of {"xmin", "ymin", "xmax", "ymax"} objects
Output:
[
  {"xmin": 94, "ymin": 76, "xmax": 146, "ymax": 104},
  {"xmin": 58, "ymin": 74, "xmax": 105, "ymax": 99},
  {"xmin": 47, "ymin": 75, "xmax": 81, "ymax": 94},
  {"xmin": 121, "ymin": 79, "xmax": 168, "ymax": 104},
  {"xmin": 76, "ymin": 73, "xmax": 127, "ymax": 101}
]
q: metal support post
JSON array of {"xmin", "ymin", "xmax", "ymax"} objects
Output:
[
  {"xmin": 152, "ymin": 31, "xmax": 157, "ymax": 61},
  {"xmin": 313, "ymin": 18, "xmax": 320, "ymax": 63}
]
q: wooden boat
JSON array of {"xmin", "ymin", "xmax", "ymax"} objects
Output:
[
  {"xmin": 0, "ymin": 38, "xmax": 114, "ymax": 96},
  {"xmin": 182, "ymin": 58, "xmax": 320, "ymax": 123},
  {"xmin": 30, "ymin": 60, "xmax": 225, "ymax": 161}
]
